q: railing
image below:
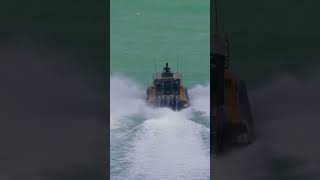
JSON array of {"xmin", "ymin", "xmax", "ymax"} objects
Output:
[{"xmin": 153, "ymin": 72, "xmax": 181, "ymax": 80}]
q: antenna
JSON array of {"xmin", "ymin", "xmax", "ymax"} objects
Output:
[
  {"xmin": 213, "ymin": 0, "xmax": 218, "ymax": 33},
  {"xmin": 163, "ymin": 58, "xmax": 165, "ymax": 69},
  {"xmin": 176, "ymin": 56, "xmax": 179, "ymax": 73},
  {"xmin": 226, "ymin": 38, "xmax": 230, "ymax": 68}
]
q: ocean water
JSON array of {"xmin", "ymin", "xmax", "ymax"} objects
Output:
[
  {"xmin": 110, "ymin": 0, "xmax": 210, "ymax": 179},
  {"xmin": 111, "ymin": 0, "xmax": 320, "ymax": 179},
  {"xmin": 110, "ymin": 0, "xmax": 209, "ymax": 87}
]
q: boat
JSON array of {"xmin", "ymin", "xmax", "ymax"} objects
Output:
[
  {"xmin": 211, "ymin": 0, "xmax": 255, "ymax": 155},
  {"xmin": 146, "ymin": 62, "xmax": 190, "ymax": 111}
]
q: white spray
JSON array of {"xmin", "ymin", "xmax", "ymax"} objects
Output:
[{"xmin": 110, "ymin": 75, "xmax": 210, "ymax": 180}]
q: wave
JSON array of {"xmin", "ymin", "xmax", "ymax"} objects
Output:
[{"xmin": 110, "ymin": 74, "xmax": 210, "ymax": 180}]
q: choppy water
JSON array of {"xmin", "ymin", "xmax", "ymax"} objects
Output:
[
  {"xmin": 110, "ymin": 0, "xmax": 320, "ymax": 179},
  {"xmin": 110, "ymin": 0, "xmax": 210, "ymax": 178},
  {"xmin": 110, "ymin": 76, "xmax": 210, "ymax": 180}
]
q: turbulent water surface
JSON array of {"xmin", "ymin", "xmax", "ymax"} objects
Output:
[
  {"xmin": 110, "ymin": 0, "xmax": 209, "ymax": 178},
  {"xmin": 110, "ymin": 76, "xmax": 210, "ymax": 179},
  {"xmin": 110, "ymin": 0, "xmax": 320, "ymax": 179}
]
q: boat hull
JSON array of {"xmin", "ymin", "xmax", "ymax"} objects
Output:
[{"xmin": 146, "ymin": 85, "xmax": 190, "ymax": 111}]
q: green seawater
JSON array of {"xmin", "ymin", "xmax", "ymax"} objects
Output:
[
  {"xmin": 111, "ymin": 0, "xmax": 210, "ymax": 87},
  {"xmin": 111, "ymin": 0, "xmax": 210, "ymax": 179},
  {"xmin": 111, "ymin": 0, "xmax": 320, "ymax": 179}
]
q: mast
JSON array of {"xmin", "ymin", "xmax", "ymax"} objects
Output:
[
  {"xmin": 176, "ymin": 56, "xmax": 179, "ymax": 77},
  {"xmin": 213, "ymin": 0, "xmax": 218, "ymax": 33},
  {"xmin": 153, "ymin": 58, "xmax": 157, "ymax": 81},
  {"xmin": 211, "ymin": 0, "xmax": 225, "ymax": 107},
  {"xmin": 211, "ymin": 0, "xmax": 226, "ymax": 155}
]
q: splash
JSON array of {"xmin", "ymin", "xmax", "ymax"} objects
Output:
[
  {"xmin": 213, "ymin": 72, "xmax": 320, "ymax": 180},
  {"xmin": 110, "ymin": 74, "xmax": 210, "ymax": 180}
]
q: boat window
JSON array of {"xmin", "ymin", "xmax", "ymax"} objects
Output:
[
  {"xmin": 172, "ymin": 80, "xmax": 179, "ymax": 91},
  {"xmin": 163, "ymin": 81, "xmax": 171, "ymax": 94},
  {"xmin": 155, "ymin": 80, "xmax": 180, "ymax": 95}
]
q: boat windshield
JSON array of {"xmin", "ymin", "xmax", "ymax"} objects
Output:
[{"xmin": 154, "ymin": 79, "xmax": 180, "ymax": 95}]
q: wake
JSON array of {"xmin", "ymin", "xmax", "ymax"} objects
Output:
[{"xmin": 110, "ymin": 74, "xmax": 210, "ymax": 180}]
